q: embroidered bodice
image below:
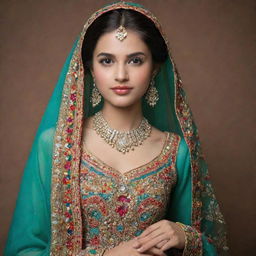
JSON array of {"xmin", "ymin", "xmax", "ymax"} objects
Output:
[{"xmin": 79, "ymin": 132, "xmax": 180, "ymax": 253}]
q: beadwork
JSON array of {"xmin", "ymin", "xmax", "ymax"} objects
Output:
[
  {"xmin": 80, "ymin": 132, "xmax": 180, "ymax": 250},
  {"xmin": 92, "ymin": 111, "xmax": 152, "ymax": 154},
  {"xmin": 115, "ymin": 25, "xmax": 128, "ymax": 41}
]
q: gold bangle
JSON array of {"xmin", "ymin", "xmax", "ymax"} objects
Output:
[{"xmin": 175, "ymin": 222, "xmax": 188, "ymax": 249}]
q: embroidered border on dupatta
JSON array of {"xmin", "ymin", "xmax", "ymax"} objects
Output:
[
  {"xmin": 50, "ymin": 3, "xmax": 169, "ymax": 255},
  {"xmin": 50, "ymin": 2, "xmax": 221, "ymax": 255}
]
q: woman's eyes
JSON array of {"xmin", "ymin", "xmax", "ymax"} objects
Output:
[
  {"xmin": 128, "ymin": 57, "xmax": 143, "ymax": 65},
  {"xmin": 99, "ymin": 58, "xmax": 113, "ymax": 65},
  {"xmin": 99, "ymin": 57, "xmax": 144, "ymax": 66}
]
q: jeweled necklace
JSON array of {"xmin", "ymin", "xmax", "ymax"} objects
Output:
[{"xmin": 92, "ymin": 111, "xmax": 152, "ymax": 154}]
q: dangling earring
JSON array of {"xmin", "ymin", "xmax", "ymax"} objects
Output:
[
  {"xmin": 145, "ymin": 78, "xmax": 159, "ymax": 107},
  {"xmin": 91, "ymin": 81, "xmax": 102, "ymax": 107}
]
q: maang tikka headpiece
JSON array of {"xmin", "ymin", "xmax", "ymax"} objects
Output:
[{"xmin": 115, "ymin": 13, "xmax": 127, "ymax": 41}]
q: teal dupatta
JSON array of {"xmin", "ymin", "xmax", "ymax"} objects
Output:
[{"xmin": 5, "ymin": 2, "xmax": 229, "ymax": 255}]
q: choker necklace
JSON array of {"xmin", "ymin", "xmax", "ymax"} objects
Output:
[{"xmin": 92, "ymin": 111, "xmax": 152, "ymax": 154}]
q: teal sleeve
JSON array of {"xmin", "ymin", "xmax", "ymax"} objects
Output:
[
  {"xmin": 4, "ymin": 127, "xmax": 107, "ymax": 256},
  {"xmin": 4, "ymin": 129, "xmax": 54, "ymax": 256},
  {"xmin": 168, "ymin": 138, "xmax": 218, "ymax": 255},
  {"xmin": 4, "ymin": 40, "xmax": 78, "ymax": 256}
]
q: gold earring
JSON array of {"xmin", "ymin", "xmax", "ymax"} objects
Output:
[
  {"xmin": 145, "ymin": 78, "xmax": 159, "ymax": 107},
  {"xmin": 91, "ymin": 82, "xmax": 102, "ymax": 107}
]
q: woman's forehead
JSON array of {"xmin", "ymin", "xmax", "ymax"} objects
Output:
[{"xmin": 93, "ymin": 29, "xmax": 151, "ymax": 57}]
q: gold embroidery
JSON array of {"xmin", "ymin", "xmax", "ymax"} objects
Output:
[{"xmin": 80, "ymin": 133, "xmax": 180, "ymax": 250}]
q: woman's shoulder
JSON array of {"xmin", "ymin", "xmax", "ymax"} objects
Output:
[
  {"xmin": 150, "ymin": 128, "xmax": 188, "ymax": 159},
  {"xmin": 163, "ymin": 131, "xmax": 189, "ymax": 159}
]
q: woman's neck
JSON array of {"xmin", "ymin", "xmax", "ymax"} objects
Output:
[{"xmin": 101, "ymin": 102, "xmax": 143, "ymax": 131}]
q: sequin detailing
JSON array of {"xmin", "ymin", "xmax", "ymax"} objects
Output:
[
  {"xmin": 50, "ymin": 1, "xmax": 229, "ymax": 255},
  {"xmin": 80, "ymin": 132, "xmax": 180, "ymax": 251},
  {"xmin": 176, "ymin": 222, "xmax": 202, "ymax": 256}
]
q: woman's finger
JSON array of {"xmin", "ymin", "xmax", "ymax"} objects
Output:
[
  {"xmin": 147, "ymin": 247, "xmax": 167, "ymax": 256},
  {"xmin": 134, "ymin": 228, "xmax": 165, "ymax": 248},
  {"xmin": 138, "ymin": 222, "xmax": 161, "ymax": 238},
  {"xmin": 136, "ymin": 234, "xmax": 169, "ymax": 253},
  {"xmin": 155, "ymin": 239, "xmax": 169, "ymax": 249},
  {"xmin": 160, "ymin": 238, "xmax": 177, "ymax": 251}
]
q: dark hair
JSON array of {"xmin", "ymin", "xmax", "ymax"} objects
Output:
[{"xmin": 82, "ymin": 9, "xmax": 168, "ymax": 71}]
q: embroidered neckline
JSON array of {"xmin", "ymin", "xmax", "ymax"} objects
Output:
[{"xmin": 81, "ymin": 131, "xmax": 174, "ymax": 178}]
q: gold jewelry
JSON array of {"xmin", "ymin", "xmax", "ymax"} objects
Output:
[
  {"xmin": 91, "ymin": 82, "xmax": 102, "ymax": 107},
  {"xmin": 145, "ymin": 78, "xmax": 159, "ymax": 107},
  {"xmin": 92, "ymin": 111, "xmax": 152, "ymax": 154},
  {"xmin": 115, "ymin": 13, "xmax": 127, "ymax": 41},
  {"xmin": 115, "ymin": 25, "xmax": 127, "ymax": 41}
]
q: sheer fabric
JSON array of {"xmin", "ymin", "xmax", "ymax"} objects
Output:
[{"xmin": 5, "ymin": 2, "xmax": 229, "ymax": 256}]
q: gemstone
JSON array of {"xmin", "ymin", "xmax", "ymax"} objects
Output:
[
  {"xmin": 118, "ymin": 195, "xmax": 130, "ymax": 203},
  {"xmin": 140, "ymin": 212, "xmax": 151, "ymax": 221},
  {"xmin": 67, "ymin": 228, "xmax": 73, "ymax": 235},
  {"xmin": 89, "ymin": 227, "xmax": 100, "ymax": 235},
  {"xmin": 119, "ymin": 184, "xmax": 127, "ymax": 192},
  {"xmin": 89, "ymin": 249, "xmax": 97, "ymax": 255},
  {"xmin": 117, "ymin": 225, "xmax": 124, "ymax": 232},
  {"xmin": 116, "ymin": 205, "xmax": 128, "ymax": 217},
  {"xmin": 67, "ymin": 76, "xmax": 74, "ymax": 84}
]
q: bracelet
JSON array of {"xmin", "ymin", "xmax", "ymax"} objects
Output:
[
  {"xmin": 175, "ymin": 221, "xmax": 202, "ymax": 254},
  {"xmin": 175, "ymin": 222, "xmax": 188, "ymax": 250}
]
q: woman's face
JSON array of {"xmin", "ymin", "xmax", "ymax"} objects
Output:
[{"xmin": 91, "ymin": 29, "xmax": 154, "ymax": 108}]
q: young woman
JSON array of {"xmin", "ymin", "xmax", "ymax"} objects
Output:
[{"xmin": 5, "ymin": 2, "xmax": 229, "ymax": 256}]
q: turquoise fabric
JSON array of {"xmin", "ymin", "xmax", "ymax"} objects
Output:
[
  {"xmin": 4, "ymin": 135, "xmax": 218, "ymax": 255},
  {"xmin": 4, "ymin": 43, "xmax": 76, "ymax": 256},
  {"xmin": 4, "ymin": 2, "xmax": 228, "ymax": 255},
  {"xmin": 171, "ymin": 138, "xmax": 218, "ymax": 254}
]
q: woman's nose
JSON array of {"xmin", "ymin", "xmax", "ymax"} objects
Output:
[{"xmin": 115, "ymin": 64, "xmax": 129, "ymax": 82}]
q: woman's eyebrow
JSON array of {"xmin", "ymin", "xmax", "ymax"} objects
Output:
[{"xmin": 96, "ymin": 52, "xmax": 146, "ymax": 58}]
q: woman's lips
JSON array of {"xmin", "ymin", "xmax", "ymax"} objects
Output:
[{"xmin": 111, "ymin": 86, "xmax": 133, "ymax": 95}]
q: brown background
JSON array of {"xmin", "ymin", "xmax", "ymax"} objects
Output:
[{"xmin": 1, "ymin": 0, "xmax": 255, "ymax": 255}]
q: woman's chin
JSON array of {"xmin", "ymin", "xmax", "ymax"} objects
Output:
[{"xmin": 105, "ymin": 98, "xmax": 141, "ymax": 109}]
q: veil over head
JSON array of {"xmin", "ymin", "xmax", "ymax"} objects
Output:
[{"xmin": 5, "ymin": 2, "xmax": 228, "ymax": 256}]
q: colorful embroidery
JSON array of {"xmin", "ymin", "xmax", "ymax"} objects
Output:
[
  {"xmin": 80, "ymin": 133, "xmax": 180, "ymax": 250},
  {"xmin": 50, "ymin": 1, "xmax": 229, "ymax": 255},
  {"xmin": 176, "ymin": 222, "xmax": 202, "ymax": 256}
]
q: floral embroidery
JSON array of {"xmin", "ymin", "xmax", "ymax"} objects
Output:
[
  {"xmin": 176, "ymin": 222, "xmax": 202, "ymax": 256},
  {"xmin": 50, "ymin": 2, "xmax": 229, "ymax": 255},
  {"xmin": 80, "ymin": 133, "xmax": 180, "ymax": 250}
]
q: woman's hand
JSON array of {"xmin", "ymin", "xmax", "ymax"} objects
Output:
[
  {"xmin": 133, "ymin": 220, "xmax": 186, "ymax": 253},
  {"xmin": 104, "ymin": 238, "xmax": 167, "ymax": 256}
]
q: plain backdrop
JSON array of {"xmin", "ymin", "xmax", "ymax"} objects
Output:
[{"xmin": 0, "ymin": 0, "xmax": 255, "ymax": 255}]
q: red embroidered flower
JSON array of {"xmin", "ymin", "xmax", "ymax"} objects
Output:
[
  {"xmin": 65, "ymin": 212, "xmax": 72, "ymax": 218},
  {"xmin": 116, "ymin": 205, "xmax": 128, "ymax": 217},
  {"xmin": 63, "ymin": 177, "xmax": 70, "ymax": 185},
  {"xmin": 66, "ymin": 240, "xmax": 73, "ymax": 249},
  {"xmin": 70, "ymin": 105, "xmax": 75, "ymax": 111},
  {"xmin": 91, "ymin": 236, "xmax": 100, "ymax": 245},
  {"xmin": 66, "ymin": 137, "xmax": 73, "ymax": 144},
  {"xmin": 66, "ymin": 128, "xmax": 73, "ymax": 134},
  {"xmin": 64, "ymin": 161, "xmax": 71, "ymax": 169},
  {"xmin": 70, "ymin": 93, "xmax": 76, "ymax": 102},
  {"xmin": 118, "ymin": 195, "xmax": 130, "ymax": 203},
  {"xmin": 63, "ymin": 195, "xmax": 71, "ymax": 203}
]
